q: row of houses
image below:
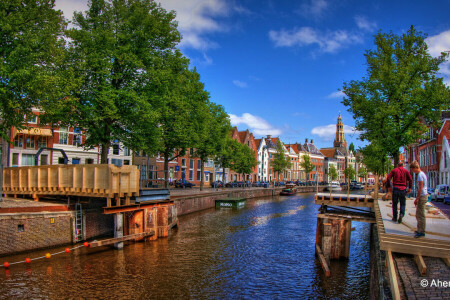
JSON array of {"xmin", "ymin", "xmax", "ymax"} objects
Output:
[
  {"xmin": 0, "ymin": 110, "xmax": 366, "ymax": 187},
  {"xmin": 7, "ymin": 110, "xmax": 449, "ymax": 189}
]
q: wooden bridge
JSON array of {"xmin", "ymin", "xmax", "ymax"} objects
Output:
[
  {"xmin": 2, "ymin": 164, "xmax": 176, "ymax": 249},
  {"xmin": 314, "ymin": 186, "xmax": 450, "ymax": 300}
]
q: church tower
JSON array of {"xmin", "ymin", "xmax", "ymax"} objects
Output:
[{"xmin": 333, "ymin": 113, "xmax": 347, "ymax": 148}]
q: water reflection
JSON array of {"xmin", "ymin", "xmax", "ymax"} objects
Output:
[{"xmin": 0, "ymin": 194, "xmax": 370, "ymax": 299}]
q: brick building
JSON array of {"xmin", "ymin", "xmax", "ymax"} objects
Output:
[{"xmin": 230, "ymin": 127, "xmax": 258, "ymax": 182}]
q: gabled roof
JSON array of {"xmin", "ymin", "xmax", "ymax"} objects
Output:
[
  {"xmin": 254, "ymin": 138, "xmax": 262, "ymax": 149},
  {"xmin": 238, "ymin": 130, "xmax": 247, "ymax": 143},
  {"xmin": 286, "ymin": 144, "xmax": 300, "ymax": 154},
  {"xmin": 320, "ymin": 148, "xmax": 335, "ymax": 158},
  {"xmin": 304, "ymin": 142, "xmax": 323, "ymax": 156}
]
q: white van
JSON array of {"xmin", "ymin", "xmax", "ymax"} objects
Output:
[{"xmin": 433, "ymin": 184, "xmax": 450, "ymax": 201}]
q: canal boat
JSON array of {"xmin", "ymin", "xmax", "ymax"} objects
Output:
[
  {"xmin": 326, "ymin": 181, "xmax": 342, "ymax": 192},
  {"xmin": 280, "ymin": 183, "xmax": 297, "ymax": 196}
]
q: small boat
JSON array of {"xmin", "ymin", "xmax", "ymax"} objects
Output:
[
  {"xmin": 280, "ymin": 183, "xmax": 297, "ymax": 196},
  {"xmin": 326, "ymin": 181, "xmax": 341, "ymax": 192}
]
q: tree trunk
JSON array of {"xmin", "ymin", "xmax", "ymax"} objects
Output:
[
  {"xmin": 100, "ymin": 141, "xmax": 110, "ymax": 164},
  {"xmin": 200, "ymin": 158, "xmax": 204, "ymax": 191},
  {"xmin": 393, "ymin": 151, "xmax": 400, "ymax": 168},
  {"xmin": 164, "ymin": 153, "xmax": 169, "ymax": 189}
]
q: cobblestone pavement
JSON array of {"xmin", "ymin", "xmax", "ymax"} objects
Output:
[{"xmin": 395, "ymin": 253, "xmax": 450, "ymax": 300}]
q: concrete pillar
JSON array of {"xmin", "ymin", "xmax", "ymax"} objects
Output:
[{"xmin": 114, "ymin": 213, "xmax": 124, "ymax": 249}]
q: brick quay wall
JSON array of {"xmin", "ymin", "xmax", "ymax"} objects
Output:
[{"xmin": 174, "ymin": 186, "xmax": 325, "ymax": 216}]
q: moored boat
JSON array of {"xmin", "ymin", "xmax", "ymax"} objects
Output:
[{"xmin": 280, "ymin": 183, "xmax": 297, "ymax": 196}]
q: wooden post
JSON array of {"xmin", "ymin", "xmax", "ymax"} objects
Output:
[
  {"xmin": 374, "ymin": 176, "xmax": 379, "ymax": 200},
  {"xmin": 322, "ymin": 222, "xmax": 332, "ymax": 264},
  {"xmin": 414, "ymin": 255, "xmax": 427, "ymax": 276},
  {"xmin": 386, "ymin": 251, "xmax": 401, "ymax": 300},
  {"xmin": 344, "ymin": 220, "xmax": 352, "ymax": 258},
  {"xmin": 114, "ymin": 213, "xmax": 124, "ymax": 249}
]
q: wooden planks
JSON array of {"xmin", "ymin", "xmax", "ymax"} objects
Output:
[
  {"xmin": 89, "ymin": 231, "xmax": 155, "ymax": 248},
  {"xmin": 314, "ymin": 193, "xmax": 374, "ymax": 208},
  {"xmin": 375, "ymin": 200, "xmax": 450, "ymax": 259},
  {"xmin": 414, "ymin": 255, "xmax": 427, "ymax": 276},
  {"xmin": 3, "ymin": 164, "xmax": 140, "ymax": 200},
  {"xmin": 315, "ymin": 244, "xmax": 331, "ymax": 277},
  {"xmin": 386, "ymin": 251, "xmax": 401, "ymax": 300}
]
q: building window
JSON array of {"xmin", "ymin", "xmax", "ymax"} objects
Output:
[
  {"xmin": 111, "ymin": 159, "xmax": 122, "ymax": 167},
  {"xmin": 197, "ymin": 160, "xmax": 201, "ymax": 170},
  {"xmin": 14, "ymin": 135, "xmax": 23, "ymax": 148},
  {"xmin": 197, "ymin": 170, "xmax": 201, "ymax": 181},
  {"xmin": 190, "ymin": 148, "xmax": 194, "ymax": 155},
  {"xmin": 86, "ymin": 158, "xmax": 94, "ymax": 164},
  {"xmin": 18, "ymin": 224, "xmax": 25, "ymax": 232},
  {"xmin": 28, "ymin": 115, "xmax": 37, "ymax": 124},
  {"xmin": 59, "ymin": 127, "xmax": 68, "ymax": 144},
  {"xmin": 189, "ymin": 170, "xmax": 193, "ymax": 181},
  {"xmin": 72, "ymin": 158, "xmax": 80, "ymax": 164},
  {"xmin": 190, "ymin": 159, "xmax": 194, "ymax": 169},
  {"xmin": 37, "ymin": 137, "xmax": 47, "ymax": 148},
  {"xmin": 124, "ymin": 160, "xmax": 130, "ymax": 165},
  {"xmin": 124, "ymin": 146, "xmax": 130, "ymax": 156},
  {"xmin": 22, "ymin": 154, "xmax": 34, "ymax": 166},
  {"xmin": 113, "ymin": 144, "xmax": 120, "ymax": 155},
  {"xmin": 58, "ymin": 157, "xmax": 66, "ymax": 164},
  {"xmin": 181, "ymin": 159, "xmax": 186, "ymax": 167},
  {"xmin": 73, "ymin": 134, "xmax": 82, "ymax": 147},
  {"xmin": 40, "ymin": 155, "xmax": 48, "ymax": 166},
  {"xmin": 12, "ymin": 153, "xmax": 19, "ymax": 166},
  {"xmin": 205, "ymin": 172, "xmax": 210, "ymax": 182}
]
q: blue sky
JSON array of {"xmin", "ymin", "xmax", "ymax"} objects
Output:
[{"xmin": 56, "ymin": 0, "xmax": 450, "ymax": 150}]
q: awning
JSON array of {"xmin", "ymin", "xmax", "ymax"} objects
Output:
[
  {"xmin": 15, "ymin": 128, "xmax": 53, "ymax": 137},
  {"xmin": 204, "ymin": 171, "xmax": 211, "ymax": 174}
]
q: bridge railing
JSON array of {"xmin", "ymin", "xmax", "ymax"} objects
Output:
[{"xmin": 3, "ymin": 164, "xmax": 140, "ymax": 198}]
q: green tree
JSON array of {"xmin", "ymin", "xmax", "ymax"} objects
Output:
[
  {"xmin": 344, "ymin": 166, "xmax": 356, "ymax": 182},
  {"xmin": 193, "ymin": 102, "xmax": 231, "ymax": 191},
  {"xmin": 360, "ymin": 143, "xmax": 392, "ymax": 175},
  {"xmin": 0, "ymin": 0, "xmax": 66, "ymax": 137},
  {"xmin": 349, "ymin": 142, "xmax": 355, "ymax": 154},
  {"xmin": 272, "ymin": 139, "xmax": 291, "ymax": 181},
  {"xmin": 329, "ymin": 164, "xmax": 338, "ymax": 182},
  {"xmin": 358, "ymin": 166, "xmax": 368, "ymax": 182},
  {"xmin": 300, "ymin": 154, "xmax": 315, "ymax": 181},
  {"xmin": 342, "ymin": 26, "xmax": 450, "ymax": 166},
  {"xmin": 230, "ymin": 142, "xmax": 257, "ymax": 185},
  {"xmin": 59, "ymin": 0, "xmax": 180, "ymax": 164},
  {"xmin": 215, "ymin": 136, "xmax": 239, "ymax": 184}
]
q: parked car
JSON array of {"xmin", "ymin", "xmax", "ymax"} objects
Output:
[
  {"xmin": 427, "ymin": 188, "xmax": 435, "ymax": 195},
  {"xmin": 244, "ymin": 181, "xmax": 252, "ymax": 187},
  {"xmin": 225, "ymin": 182, "xmax": 238, "ymax": 188},
  {"xmin": 444, "ymin": 192, "xmax": 450, "ymax": 204},
  {"xmin": 175, "ymin": 180, "xmax": 195, "ymax": 188},
  {"xmin": 211, "ymin": 181, "xmax": 223, "ymax": 188},
  {"xmin": 252, "ymin": 181, "xmax": 261, "ymax": 187},
  {"xmin": 433, "ymin": 184, "xmax": 450, "ymax": 201},
  {"xmin": 261, "ymin": 181, "xmax": 269, "ymax": 188},
  {"xmin": 352, "ymin": 183, "xmax": 364, "ymax": 190}
]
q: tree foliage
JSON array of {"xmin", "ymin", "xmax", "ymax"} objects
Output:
[
  {"xmin": 329, "ymin": 164, "xmax": 338, "ymax": 181},
  {"xmin": 349, "ymin": 142, "xmax": 355, "ymax": 154},
  {"xmin": 360, "ymin": 143, "xmax": 392, "ymax": 175},
  {"xmin": 342, "ymin": 26, "xmax": 450, "ymax": 166},
  {"xmin": 358, "ymin": 166, "xmax": 368, "ymax": 181},
  {"xmin": 300, "ymin": 154, "xmax": 314, "ymax": 181},
  {"xmin": 193, "ymin": 102, "xmax": 231, "ymax": 190},
  {"xmin": 55, "ymin": 0, "xmax": 181, "ymax": 163},
  {"xmin": 0, "ymin": 0, "xmax": 66, "ymax": 138},
  {"xmin": 344, "ymin": 166, "xmax": 356, "ymax": 182},
  {"xmin": 271, "ymin": 139, "xmax": 291, "ymax": 181},
  {"xmin": 230, "ymin": 142, "xmax": 257, "ymax": 180}
]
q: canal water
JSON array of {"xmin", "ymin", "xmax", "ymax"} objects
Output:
[{"xmin": 0, "ymin": 193, "xmax": 371, "ymax": 299}]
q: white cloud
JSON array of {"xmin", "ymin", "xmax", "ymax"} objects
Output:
[
  {"xmin": 327, "ymin": 91, "xmax": 345, "ymax": 99},
  {"xmin": 354, "ymin": 15, "xmax": 377, "ymax": 32},
  {"xmin": 298, "ymin": 0, "xmax": 328, "ymax": 19},
  {"xmin": 54, "ymin": 0, "xmax": 236, "ymax": 51},
  {"xmin": 426, "ymin": 30, "xmax": 450, "ymax": 86},
  {"xmin": 233, "ymin": 80, "xmax": 248, "ymax": 88},
  {"xmin": 229, "ymin": 113, "xmax": 282, "ymax": 136},
  {"xmin": 158, "ymin": 0, "xmax": 229, "ymax": 50},
  {"xmin": 269, "ymin": 27, "xmax": 362, "ymax": 53},
  {"xmin": 311, "ymin": 124, "xmax": 361, "ymax": 141}
]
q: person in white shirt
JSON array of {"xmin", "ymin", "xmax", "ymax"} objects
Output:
[{"xmin": 410, "ymin": 160, "xmax": 428, "ymax": 238}]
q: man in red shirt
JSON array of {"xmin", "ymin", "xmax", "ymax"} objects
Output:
[{"xmin": 386, "ymin": 162, "xmax": 412, "ymax": 224}]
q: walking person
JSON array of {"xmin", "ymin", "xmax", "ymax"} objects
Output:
[
  {"xmin": 410, "ymin": 160, "xmax": 428, "ymax": 238},
  {"xmin": 386, "ymin": 162, "xmax": 412, "ymax": 224}
]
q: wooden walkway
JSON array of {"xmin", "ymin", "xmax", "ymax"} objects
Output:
[
  {"xmin": 314, "ymin": 192, "xmax": 375, "ymax": 207},
  {"xmin": 375, "ymin": 199, "xmax": 450, "ymax": 259}
]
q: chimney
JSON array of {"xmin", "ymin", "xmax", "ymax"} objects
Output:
[
  {"xmin": 305, "ymin": 138, "xmax": 308, "ymax": 144},
  {"xmin": 267, "ymin": 135, "xmax": 271, "ymax": 139},
  {"xmin": 310, "ymin": 139, "xmax": 314, "ymax": 144}
]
